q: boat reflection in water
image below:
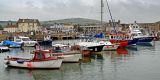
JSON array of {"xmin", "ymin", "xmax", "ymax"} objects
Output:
[
  {"xmin": 103, "ymin": 42, "xmax": 155, "ymax": 63},
  {"xmin": 80, "ymin": 57, "xmax": 91, "ymax": 63},
  {"xmin": 116, "ymin": 47, "xmax": 128, "ymax": 55},
  {"xmin": 89, "ymin": 52, "xmax": 103, "ymax": 60},
  {"xmin": 103, "ymin": 46, "xmax": 138, "ymax": 63},
  {"xmin": 136, "ymin": 42, "xmax": 155, "ymax": 51},
  {"xmin": 4, "ymin": 68, "xmax": 34, "ymax": 80}
]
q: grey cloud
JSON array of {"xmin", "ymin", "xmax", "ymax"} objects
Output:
[
  {"xmin": 105, "ymin": 0, "xmax": 160, "ymax": 23},
  {"xmin": 0, "ymin": 0, "xmax": 160, "ymax": 23}
]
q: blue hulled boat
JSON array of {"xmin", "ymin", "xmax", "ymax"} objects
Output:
[
  {"xmin": 128, "ymin": 23, "xmax": 154, "ymax": 44},
  {"xmin": 135, "ymin": 37, "xmax": 154, "ymax": 43},
  {"xmin": 128, "ymin": 38, "xmax": 139, "ymax": 45},
  {"xmin": 2, "ymin": 40, "xmax": 22, "ymax": 48}
]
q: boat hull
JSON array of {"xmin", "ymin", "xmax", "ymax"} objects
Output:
[
  {"xmin": 135, "ymin": 37, "xmax": 154, "ymax": 43},
  {"xmin": 87, "ymin": 45, "xmax": 104, "ymax": 52},
  {"xmin": 128, "ymin": 38, "xmax": 139, "ymax": 45},
  {"xmin": 0, "ymin": 48, "xmax": 10, "ymax": 52},
  {"xmin": 9, "ymin": 44, "xmax": 22, "ymax": 48},
  {"xmin": 62, "ymin": 54, "xmax": 81, "ymax": 63},
  {"xmin": 103, "ymin": 45, "xmax": 118, "ymax": 51},
  {"xmin": 77, "ymin": 42, "xmax": 104, "ymax": 52},
  {"xmin": 52, "ymin": 53, "xmax": 82, "ymax": 63},
  {"xmin": 0, "ymin": 46, "xmax": 10, "ymax": 52},
  {"xmin": 4, "ymin": 59, "xmax": 62, "ymax": 69},
  {"xmin": 38, "ymin": 40, "xmax": 52, "ymax": 46},
  {"xmin": 110, "ymin": 40, "xmax": 128, "ymax": 47}
]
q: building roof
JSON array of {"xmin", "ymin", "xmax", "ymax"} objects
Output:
[
  {"xmin": 5, "ymin": 25, "xmax": 18, "ymax": 28},
  {"xmin": 17, "ymin": 19, "xmax": 40, "ymax": 23}
]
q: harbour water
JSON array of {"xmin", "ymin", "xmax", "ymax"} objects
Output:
[{"xmin": 0, "ymin": 40, "xmax": 160, "ymax": 80}]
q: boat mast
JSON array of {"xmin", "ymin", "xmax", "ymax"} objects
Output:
[
  {"xmin": 101, "ymin": 0, "xmax": 104, "ymax": 28},
  {"xmin": 105, "ymin": 0, "xmax": 116, "ymax": 33}
]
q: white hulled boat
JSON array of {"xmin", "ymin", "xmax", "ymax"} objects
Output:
[
  {"xmin": 4, "ymin": 50, "xmax": 62, "ymax": 69},
  {"xmin": 77, "ymin": 41, "xmax": 104, "ymax": 52},
  {"xmin": 14, "ymin": 36, "xmax": 38, "ymax": 47}
]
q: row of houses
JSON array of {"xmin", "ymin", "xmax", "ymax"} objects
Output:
[
  {"xmin": 43, "ymin": 23, "xmax": 74, "ymax": 33},
  {"xmin": 3, "ymin": 19, "xmax": 160, "ymax": 35},
  {"xmin": 3, "ymin": 19, "xmax": 76, "ymax": 34},
  {"xmin": 4, "ymin": 19, "xmax": 41, "ymax": 33}
]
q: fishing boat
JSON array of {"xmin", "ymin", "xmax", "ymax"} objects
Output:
[
  {"xmin": 128, "ymin": 23, "xmax": 154, "ymax": 43},
  {"xmin": 107, "ymin": 32, "xmax": 140, "ymax": 46},
  {"xmin": 107, "ymin": 33, "xmax": 128, "ymax": 47},
  {"xmin": 4, "ymin": 50, "xmax": 63, "ymax": 69},
  {"xmin": 103, "ymin": 0, "xmax": 138, "ymax": 46}
]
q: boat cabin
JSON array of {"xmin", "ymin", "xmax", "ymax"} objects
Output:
[
  {"xmin": 32, "ymin": 50, "xmax": 56, "ymax": 61},
  {"xmin": 16, "ymin": 36, "xmax": 31, "ymax": 42},
  {"xmin": 108, "ymin": 34, "xmax": 132, "ymax": 40}
]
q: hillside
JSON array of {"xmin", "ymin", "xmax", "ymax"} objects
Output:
[
  {"xmin": 0, "ymin": 18, "xmax": 106, "ymax": 27},
  {"xmin": 41, "ymin": 18, "xmax": 105, "ymax": 25},
  {"xmin": 0, "ymin": 21, "xmax": 16, "ymax": 27}
]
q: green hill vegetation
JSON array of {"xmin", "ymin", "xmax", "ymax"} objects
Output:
[{"xmin": 41, "ymin": 18, "xmax": 105, "ymax": 25}]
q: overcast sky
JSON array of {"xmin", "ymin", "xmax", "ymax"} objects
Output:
[{"xmin": 0, "ymin": 0, "xmax": 160, "ymax": 23}]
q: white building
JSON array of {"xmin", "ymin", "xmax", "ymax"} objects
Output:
[
  {"xmin": 3, "ymin": 23, "xmax": 18, "ymax": 33},
  {"xmin": 80, "ymin": 24, "xmax": 102, "ymax": 33}
]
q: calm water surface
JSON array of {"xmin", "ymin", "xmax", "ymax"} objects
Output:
[{"xmin": 0, "ymin": 40, "xmax": 160, "ymax": 80}]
